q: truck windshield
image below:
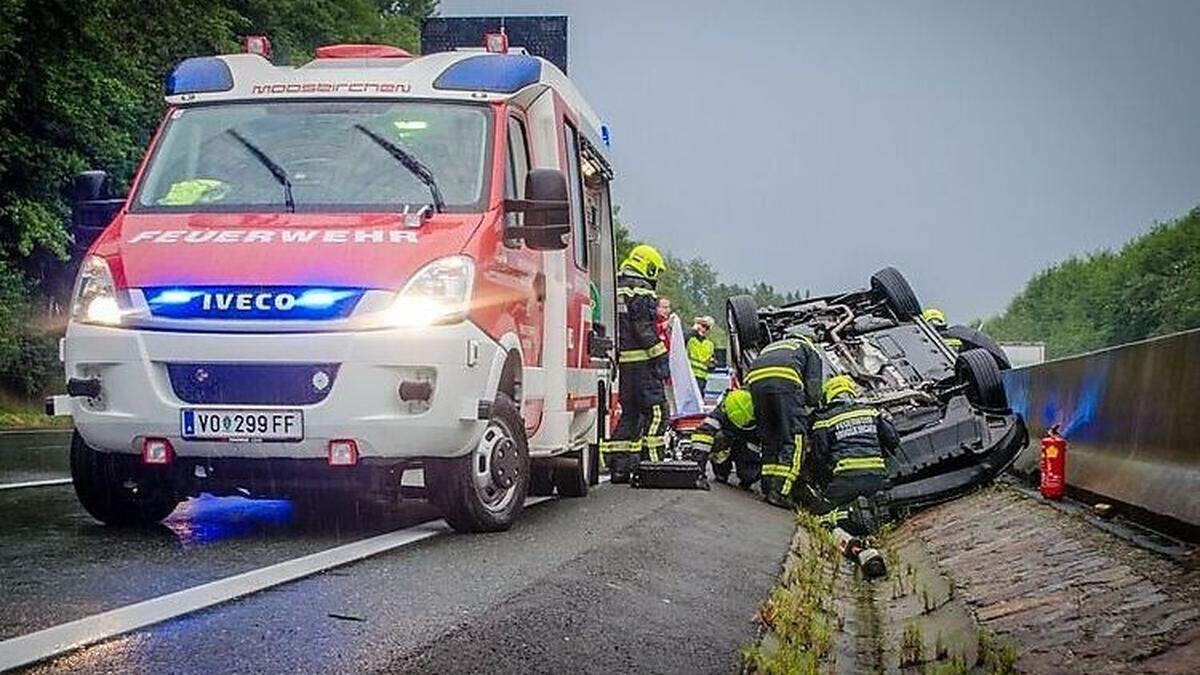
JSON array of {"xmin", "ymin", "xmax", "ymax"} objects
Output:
[{"xmin": 133, "ymin": 101, "xmax": 490, "ymax": 213}]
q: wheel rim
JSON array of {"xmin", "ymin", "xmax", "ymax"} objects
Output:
[{"xmin": 471, "ymin": 420, "xmax": 521, "ymax": 513}]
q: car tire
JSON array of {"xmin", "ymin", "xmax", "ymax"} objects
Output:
[
  {"xmin": 554, "ymin": 444, "xmax": 591, "ymax": 498},
  {"xmin": 727, "ymin": 294, "xmax": 762, "ymax": 379},
  {"xmin": 870, "ymin": 267, "xmax": 922, "ymax": 318},
  {"xmin": 944, "ymin": 325, "xmax": 1011, "ymax": 370},
  {"xmin": 955, "ymin": 348, "xmax": 1008, "ymax": 410},
  {"xmin": 427, "ymin": 394, "xmax": 529, "ymax": 533},
  {"xmin": 70, "ymin": 432, "xmax": 180, "ymax": 526}
]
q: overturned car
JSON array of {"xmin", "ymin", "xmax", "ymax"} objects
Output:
[{"xmin": 725, "ymin": 267, "xmax": 1028, "ymax": 511}]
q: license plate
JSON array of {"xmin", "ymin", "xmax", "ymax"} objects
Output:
[{"xmin": 181, "ymin": 408, "xmax": 304, "ymax": 441}]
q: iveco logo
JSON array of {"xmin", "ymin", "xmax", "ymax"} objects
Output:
[{"xmin": 202, "ymin": 292, "xmax": 297, "ymax": 312}]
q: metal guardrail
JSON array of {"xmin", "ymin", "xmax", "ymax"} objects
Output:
[{"xmin": 1002, "ymin": 328, "xmax": 1200, "ymax": 527}]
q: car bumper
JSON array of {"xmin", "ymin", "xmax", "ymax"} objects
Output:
[{"xmin": 63, "ymin": 321, "xmax": 505, "ymax": 461}]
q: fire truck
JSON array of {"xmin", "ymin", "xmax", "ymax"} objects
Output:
[{"xmin": 53, "ymin": 25, "xmax": 619, "ymax": 532}]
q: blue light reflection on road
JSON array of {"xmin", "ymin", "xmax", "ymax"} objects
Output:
[{"xmin": 163, "ymin": 494, "xmax": 294, "ymax": 546}]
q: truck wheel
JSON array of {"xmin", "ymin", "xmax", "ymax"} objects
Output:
[
  {"xmin": 727, "ymin": 294, "xmax": 762, "ymax": 380},
  {"xmin": 554, "ymin": 444, "xmax": 591, "ymax": 498},
  {"xmin": 870, "ymin": 267, "xmax": 922, "ymax": 318},
  {"xmin": 428, "ymin": 395, "xmax": 529, "ymax": 533},
  {"xmin": 944, "ymin": 325, "xmax": 1011, "ymax": 370},
  {"xmin": 955, "ymin": 349, "xmax": 1008, "ymax": 410},
  {"xmin": 70, "ymin": 432, "xmax": 180, "ymax": 526}
]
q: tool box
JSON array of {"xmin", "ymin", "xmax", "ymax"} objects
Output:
[{"xmin": 630, "ymin": 413, "xmax": 710, "ymax": 490}]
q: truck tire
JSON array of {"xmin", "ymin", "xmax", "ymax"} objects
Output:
[
  {"xmin": 427, "ymin": 394, "xmax": 529, "ymax": 533},
  {"xmin": 955, "ymin": 349, "xmax": 1008, "ymax": 410},
  {"xmin": 726, "ymin": 294, "xmax": 762, "ymax": 380},
  {"xmin": 70, "ymin": 432, "xmax": 180, "ymax": 526},
  {"xmin": 944, "ymin": 325, "xmax": 1011, "ymax": 370},
  {"xmin": 870, "ymin": 267, "xmax": 922, "ymax": 318},
  {"xmin": 554, "ymin": 444, "xmax": 591, "ymax": 498}
]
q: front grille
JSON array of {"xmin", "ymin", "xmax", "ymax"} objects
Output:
[{"xmin": 167, "ymin": 363, "xmax": 340, "ymax": 405}]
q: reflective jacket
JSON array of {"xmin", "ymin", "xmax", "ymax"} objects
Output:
[
  {"xmin": 616, "ymin": 272, "xmax": 667, "ymax": 365},
  {"xmin": 745, "ymin": 337, "xmax": 823, "ymax": 407},
  {"xmin": 685, "ymin": 330, "xmax": 716, "ymax": 380},
  {"xmin": 809, "ymin": 400, "xmax": 900, "ymax": 479}
]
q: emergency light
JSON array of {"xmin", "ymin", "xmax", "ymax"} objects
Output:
[
  {"xmin": 433, "ymin": 54, "xmax": 541, "ymax": 94},
  {"xmin": 484, "ymin": 31, "xmax": 509, "ymax": 54},
  {"xmin": 241, "ymin": 35, "xmax": 272, "ymax": 59},
  {"xmin": 165, "ymin": 57, "xmax": 234, "ymax": 96}
]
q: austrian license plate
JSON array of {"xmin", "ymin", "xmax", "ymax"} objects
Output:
[{"xmin": 181, "ymin": 409, "xmax": 304, "ymax": 441}]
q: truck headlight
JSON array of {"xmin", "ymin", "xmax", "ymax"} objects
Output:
[
  {"xmin": 387, "ymin": 256, "xmax": 475, "ymax": 327},
  {"xmin": 71, "ymin": 256, "xmax": 123, "ymax": 325}
]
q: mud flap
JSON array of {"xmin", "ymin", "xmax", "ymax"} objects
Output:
[{"xmin": 630, "ymin": 460, "xmax": 710, "ymax": 490}]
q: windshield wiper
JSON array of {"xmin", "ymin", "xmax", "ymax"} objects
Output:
[
  {"xmin": 226, "ymin": 129, "xmax": 295, "ymax": 213},
  {"xmin": 353, "ymin": 124, "xmax": 445, "ymax": 213}
]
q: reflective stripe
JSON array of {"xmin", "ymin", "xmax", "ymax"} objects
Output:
[
  {"xmin": 816, "ymin": 509, "xmax": 849, "ymax": 527},
  {"xmin": 761, "ymin": 463, "xmax": 790, "ymax": 477},
  {"xmin": 711, "ymin": 449, "xmax": 731, "ymax": 464},
  {"xmin": 644, "ymin": 405, "xmax": 664, "ymax": 462},
  {"xmin": 945, "ymin": 338, "xmax": 963, "ymax": 349},
  {"xmin": 745, "ymin": 366, "xmax": 801, "ymax": 386},
  {"xmin": 599, "ymin": 440, "xmax": 634, "ymax": 454},
  {"xmin": 832, "ymin": 456, "xmax": 886, "ymax": 474},
  {"xmin": 617, "ymin": 286, "xmax": 656, "ymax": 297},
  {"xmin": 812, "ymin": 408, "xmax": 879, "ymax": 430},
  {"xmin": 689, "ymin": 359, "xmax": 709, "ymax": 376},
  {"xmin": 691, "ymin": 432, "xmax": 715, "ymax": 445},
  {"xmin": 781, "ymin": 435, "xmax": 805, "ymax": 493},
  {"xmin": 619, "ymin": 341, "xmax": 667, "ymax": 363}
]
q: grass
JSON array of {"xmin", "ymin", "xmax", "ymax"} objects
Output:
[{"xmin": 741, "ymin": 511, "xmax": 841, "ymax": 675}]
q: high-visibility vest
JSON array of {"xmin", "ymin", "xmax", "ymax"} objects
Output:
[{"xmin": 686, "ymin": 333, "xmax": 715, "ymax": 379}]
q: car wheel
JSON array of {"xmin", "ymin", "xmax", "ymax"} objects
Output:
[
  {"xmin": 944, "ymin": 325, "xmax": 1011, "ymax": 369},
  {"xmin": 427, "ymin": 394, "xmax": 529, "ymax": 533},
  {"xmin": 554, "ymin": 444, "xmax": 591, "ymax": 498},
  {"xmin": 70, "ymin": 432, "xmax": 180, "ymax": 526},
  {"xmin": 727, "ymin": 294, "xmax": 762, "ymax": 380},
  {"xmin": 870, "ymin": 267, "xmax": 922, "ymax": 318},
  {"xmin": 955, "ymin": 348, "xmax": 1008, "ymax": 410}
]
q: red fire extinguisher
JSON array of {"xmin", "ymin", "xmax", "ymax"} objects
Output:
[{"xmin": 1040, "ymin": 425, "xmax": 1067, "ymax": 500}]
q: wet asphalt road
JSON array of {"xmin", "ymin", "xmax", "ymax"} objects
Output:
[{"xmin": 1, "ymin": 432, "xmax": 795, "ymax": 674}]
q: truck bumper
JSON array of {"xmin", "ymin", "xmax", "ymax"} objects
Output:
[{"xmin": 63, "ymin": 321, "xmax": 506, "ymax": 462}]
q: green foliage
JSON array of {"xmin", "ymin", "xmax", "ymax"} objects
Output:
[
  {"xmin": 0, "ymin": 0, "xmax": 435, "ymax": 407},
  {"xmin": 615, "ymin": 213, "xmax": 804, "ymax": 346},
  {"xmin": 987, "ymin": 207, "xmax": 1200, "ymax": 359}
]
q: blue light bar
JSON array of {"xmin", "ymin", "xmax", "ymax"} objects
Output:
[
  {"xmin": 165, "ymin": 57, "xmax": 234, "ymax": 96},
  {"xmin": 145, "ymin": 287, "xmax": 364, "ymax": 320},
  {"xmin": 433, "ymin": 54, "xmax": 541, "ymax": 94}
]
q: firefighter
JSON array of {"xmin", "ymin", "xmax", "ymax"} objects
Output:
[
  {"xmin": 689, "ymin": 389, "xmax": 760, "ymax": 489},
  {"xmin": 686, "ymin": 316, "xmax": 717, "ymax": 393},
  {"xmin": 600, "ymin": 244, "xmax": 670, "ymax": 483},
  {"xmin": 806, "ymin": 374, "xmax": 899, "ymax": 533},
  {"xmin": 745, "ymin": 336, "xmax": 823, "ymax": 508},
  {"xmin": 922, "ymin": 308, "xmax": 962, "ymax": 349}
]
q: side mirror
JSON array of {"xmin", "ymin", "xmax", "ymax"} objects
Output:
[
  {"xmin": 71, "ymin": 171, "xmax": 126, "ymax": 254},
  {"xmin": 502, "ymin": 168, "xmax": 571, "ymax": 251}
]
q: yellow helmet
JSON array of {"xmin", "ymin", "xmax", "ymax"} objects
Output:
[
  {"xmin": 621, "ymin": 244, "xmax": 666, "ymax": 280},
  {"xmin": 922, "ymin": 308, "xmax": 947, "ymax": 328},
  {"xmin": 723, "ymin": 389, "xmax": 755, "ymax": 428},
  {"xmin": 822, "ymin": 374, "xmax": 858, "ymax": 403}
]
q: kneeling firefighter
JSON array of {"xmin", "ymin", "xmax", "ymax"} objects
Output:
[
  {"xmin": 807, "ymin": 375, "xmax": 900, "ymax": 532},
  {"xmin": 745, "ymin": 337, "xmax": 823, "ymax": 508},
  {"xmin": 601, "ymin": 244, "xmax": 670, "ymax": 483},
  {"xmin": 690, "ymin": 389, "xmax": 761, "ymax": 489}
]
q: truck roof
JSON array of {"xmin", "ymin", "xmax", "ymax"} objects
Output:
[{"xmin": 164, "ymin": 47, "xmax": 610, "ymax": 159}]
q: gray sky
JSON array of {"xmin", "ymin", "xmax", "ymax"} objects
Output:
[{"xmin": 439, "ymin": 0, "xmax": 1200, "ymax": 319}]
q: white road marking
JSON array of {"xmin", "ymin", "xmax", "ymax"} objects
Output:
[
  {"xmin": 0, "ymin": 486, "xmax": 593, "ymax": 671},
  {"xmin": 0, "ymin": 478, "xmax": 72, "ymax": 491}
]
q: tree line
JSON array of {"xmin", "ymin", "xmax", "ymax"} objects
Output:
[
  {"xmin": 985, "ymin": 206, "xmax": 1200, "ymax": 359},
  {"xmin": 0, "ymin": 0, "xmax": 436, "ymax": 394}
]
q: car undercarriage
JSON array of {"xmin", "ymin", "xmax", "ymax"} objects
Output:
[{"xmin": 726, "ymin": 267, "xmax": 1028, "ymax": 513}]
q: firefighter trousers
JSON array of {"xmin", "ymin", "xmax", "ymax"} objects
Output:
[
  {"xmin": 811, "ymin": 471, "xmax": 887, "ymax": 536},
  {"xmin": 749, "ymin": 380, "xmax": 807, "ymax": 499},
  {"xmin": 601, "ymin": 362, "xmax": 667, "ymax": 479},
  {"xmin": 710, "ymin": 437, "xmax": 761, "ymax": 489}
]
